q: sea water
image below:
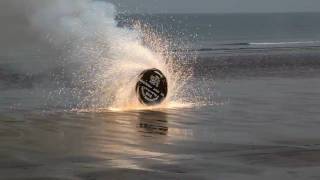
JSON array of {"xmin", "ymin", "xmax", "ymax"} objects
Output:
[{"xmin": 1, "ymin": 2, "xmax": 320, "ymax": 179}]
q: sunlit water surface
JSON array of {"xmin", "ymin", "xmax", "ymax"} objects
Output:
[{"xmin": 1, "ymin": 75, "xmax": 320, "ymax": 180}]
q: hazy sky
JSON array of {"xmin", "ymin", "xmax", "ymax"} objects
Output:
[{"xmin": 107, "ymin": 0, "xmax": 320, "ymax": 13}]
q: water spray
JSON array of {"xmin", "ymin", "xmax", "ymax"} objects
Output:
[{"xmin": 7, "ymin": 0, "xmax": 195, "ymax": 111}]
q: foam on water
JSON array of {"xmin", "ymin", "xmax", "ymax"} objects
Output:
[{"xmin": 249, "ymin": 41, "xmax": 320, "ymax": 46}]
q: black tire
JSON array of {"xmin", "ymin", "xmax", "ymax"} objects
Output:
[{"xmin": 136, "ymin": 68, "xmax": 168, "ymax": 105}]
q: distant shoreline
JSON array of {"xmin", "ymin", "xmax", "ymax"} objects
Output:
[{"xmin": 117, "ymin": 11, "xmax": 320, "ymax": 16}]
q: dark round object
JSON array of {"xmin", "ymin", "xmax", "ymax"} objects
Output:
[{"xmin": 136, "ymin": 68, "xmax": 168, "ymax": 105}]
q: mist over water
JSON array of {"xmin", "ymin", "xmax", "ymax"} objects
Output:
[{"xmin": 1, "ymin": 0, "xmax": 197, "ymax": 111}]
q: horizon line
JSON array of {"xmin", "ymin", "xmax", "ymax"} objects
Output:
[{"xmin": 116, "ymin": 11, "xmax": 320, "ymax": 15}]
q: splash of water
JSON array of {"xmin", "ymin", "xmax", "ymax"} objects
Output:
[{"xmin": 21, "ymin": 0, "xmax": 194, "ymax": 111}]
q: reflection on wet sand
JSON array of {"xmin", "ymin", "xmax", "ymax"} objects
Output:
[
  {"xmin": 138, "ymin": 111, "xmax": 168, "ymax": 136},
  {"xmin": 3, "ymin": 106, "xmax": 320, "ymax": 180},
  {"xmin": 87, "ymin": 110, "xmax": 173, "ymax": 171}
]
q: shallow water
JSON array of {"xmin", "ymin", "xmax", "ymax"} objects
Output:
[
  {"xmin": 2, "ymin": 12, "xmax": 320, "ymax": 179},
  {"xmin": 1, "ymin": 73, "xmax": 320, "ymax": 179}
]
